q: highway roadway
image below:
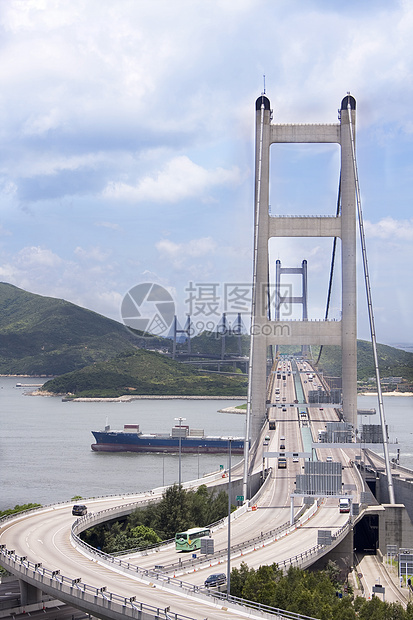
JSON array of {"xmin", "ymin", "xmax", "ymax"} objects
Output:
[
  {"xmin": 124, "ymin": 358, "xmax": 360, "ymax": 579},
  {"xmin": 354, "ymin": 551, "xmax": 408, "ymax": 605},
  {"xmin": 0, "ymin": 357, "xmax": 384, "ymax": 619}
]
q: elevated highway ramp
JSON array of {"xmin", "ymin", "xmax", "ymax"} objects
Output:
[{"xmin": 0, "ymin": 359, "xmax": 402, "ymax": 619}]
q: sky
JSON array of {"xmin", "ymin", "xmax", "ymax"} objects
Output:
[{"xmin": 0, "ymin": 0, "xmax": 412, "ymax": 346}]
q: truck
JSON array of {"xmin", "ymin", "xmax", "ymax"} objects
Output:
[
  {"xmin": 278, "ymin": 457, "xmax": 287, "ymax": 469},
  {"xmin": 339, "ymin": 498, "xmax": 350, "ymax": 513}
]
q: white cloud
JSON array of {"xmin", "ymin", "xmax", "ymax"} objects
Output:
[
  {"xmin": 22, "ymin": 108, "xmax": 63, "ymax": 136},
  {"xmin": 0, "ymin": 0, "xmax": 412, "ymax": 343},
  {"xmin": 155, "ymin": 236, "xmax": 218, "ymax": 273},
  {"xmin": 0, "ymin": 179, "xmax": 18, "ymax": 196},
  {"xmin": 16, "ymin": 246, "xmax": 62, "ymax": 268},
  {"xmin": 74, "ymin": 246, "xmax": 111, "ymax": 262},
  {"xmin": 156, "ymin": 236, "xmax": 217, "ymax": 260},
  {"xmin": 102, "ymin": 156, "xmax": 241, "ymax": 203},
  {"xmin": 4, "ymin": 152, "xmax": 112, "ymax": 180},
  {"xmin": 364, "ymin": 217, "xmax": 413, "ymax": 241},
  {"xmin": 95, "ymin": 221, "xmax": 122, "ymax": 231}
]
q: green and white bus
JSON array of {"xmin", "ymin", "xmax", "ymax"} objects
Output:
[{"xmin": 175, "ymin": 527, "xmax": 211, "ymax": 552}]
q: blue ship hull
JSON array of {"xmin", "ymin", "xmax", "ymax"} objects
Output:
[{"xmin": 91, "ymin": 430, "xmax": 245, "ymax": 454}]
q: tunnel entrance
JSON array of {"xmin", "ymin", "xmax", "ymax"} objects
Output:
[
  {"xmin": 365, "ymin": 477, "xmax": 377, "ymax": 499},
  {"xmin": 354, "ymin": 514, "xmax": 379, "ymax": 552}
]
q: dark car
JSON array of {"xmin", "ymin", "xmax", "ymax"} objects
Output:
[
  {"xmin": 72, "ymin": 504, "xmax": 87, "ymax": 516},
  {"xmin": 204, "ymin": 573, "xmax": 226, "ymax": 588}
]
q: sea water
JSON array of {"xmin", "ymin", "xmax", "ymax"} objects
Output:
[
  {"xmin": 0, "ymin": 376, "xmax": 412, "ymax": 510},
  {"xmin": 0, "ymin": 376, "xmax": 245, "ymax": 510}
]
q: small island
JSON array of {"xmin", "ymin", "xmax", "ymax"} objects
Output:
[{"xmin": 41, "ymin": 349, "xmax": 248, "ymax": 399}]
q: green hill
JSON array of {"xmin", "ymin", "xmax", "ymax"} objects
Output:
[
  {"xmin": 315, "ymin": 341, "xmax": 413, "ymax": 388},
  {"xmin": 42, "ymin": 349, "xmax": 248, "ymax": 398},
  {"xmin": 0, "ymin": 282, "xmax": 148, "ymax": 375},
  {"xmin": 189, "ymin": 330, "xmax": 250, "ymax": 357},
  {"xmin": 1, "ymin": 282, "xmax": 412, "ymax": 396}
]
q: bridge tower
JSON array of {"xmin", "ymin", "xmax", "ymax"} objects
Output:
[
  {"xmin": 249, "ymin": 94, "xmax": 357, "ymax": 444},
  {"xmin": 275, "ymin": 259, "xmax": 309, "ymax": 357},
  {"xmin": 172, "ymin": 315, "xmax": 191, "ymax": 359}
]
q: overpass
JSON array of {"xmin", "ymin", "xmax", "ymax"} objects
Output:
[{"xmin": 1, "ymin": 360, "xmax": 412, "ymax": 619}]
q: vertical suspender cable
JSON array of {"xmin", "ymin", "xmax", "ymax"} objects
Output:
[
  {"xmin": 347, "ymin": 104, "xmax": 395, "ymax": 504},
  {"xmin": 243, "ymin": 98, "xmax": 265, "ymax": 502}
]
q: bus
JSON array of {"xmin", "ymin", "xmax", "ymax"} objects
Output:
[{"xmin": 175, "ymin": 527, "xmax": 211, "ymax": 551}]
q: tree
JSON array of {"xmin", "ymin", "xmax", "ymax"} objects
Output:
[
  {"xmin": 152, "ymin": 484, "xmax": 192, "ymax": 539},
  {"xmin": 229, "ymin": 562, "xmax": 363, "ymax": 619},
  {"xmin": 229, "ymin": 562, "xmax": 251, "ymax": 598},
  {"xmin": 242, "ymin": 565, "xmax": 279, "ymax": 606},
  {"xmin": 80, "ymin": 483, "xmax": 230, "ymax": 553},
  {"xmin": 130, "ymin": 524, "xmax": 161, "ymax": 547}
]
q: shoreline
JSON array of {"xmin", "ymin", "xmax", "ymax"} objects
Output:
[
  {"xmin": 358, "ymin": 391, "xmax": 413, "ymax": 397},
  {"xmin": 32, "ymin": 390, "xmax": 247, "ymax": 402},
  {"xmin": 218, "ymin": 406, "xmax": 246, "ymax": 414},
  {"xmin": 0, "ymin": 374, "xmax": 53, "ymax": 378},
  {"xmin": 31, "ymin": 388, "xmax": 413, "ymax": 401}
]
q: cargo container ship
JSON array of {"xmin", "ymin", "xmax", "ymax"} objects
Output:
[{"xmin": 91, "ymin": 423, "xmax": 246, "ymax": 454}]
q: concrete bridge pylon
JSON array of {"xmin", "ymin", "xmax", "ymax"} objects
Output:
[{"xmin": 249, "ymin": 94, "xmax": 357, "ymax": 445}]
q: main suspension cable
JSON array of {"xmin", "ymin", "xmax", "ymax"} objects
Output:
[{"xmin": 347, "ymin": 102, "xmax": 395, "ymax": 504}]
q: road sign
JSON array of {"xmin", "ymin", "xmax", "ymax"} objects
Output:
[
  {"xmin": 317, "ymin": 530, "xmax": 332, "ymax": 545},
  {"xmin": 236, "ymin": 496, "xmax": 244, "ymax": 502},
  {"xmin": 263, "ymin": 451, "xmax": 311, "ymax": 458},
  {"xmin": 200, "ymin": 538, "xmax": 214, "ymax": 554}
]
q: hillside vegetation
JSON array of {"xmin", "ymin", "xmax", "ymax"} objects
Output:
[
  {"xmin": 1, "ymin": 282, "xmax": 412, "ymax": 396},
  {"xmin": 189, "ymin": 330, "xmax": 250, "ymax": 357},
  {"xmin": 42, "ymin": 349, "xmax": 248, "ymax": 397},
  {"xmin": 0, "ymin": 282, "xmax": 160, "ymax": 375},
  {"xmin": 315, "ymin": 341, "xmax": 413, "ymax": 386}
]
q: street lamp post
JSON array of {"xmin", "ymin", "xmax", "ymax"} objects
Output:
[
  {"xmin": 174, "ymin": 417, "xmax": 186, "ymax": 487},
  {"xmin": 227, "ymin": 437, "xmax": 232, "ymax": 599}
]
